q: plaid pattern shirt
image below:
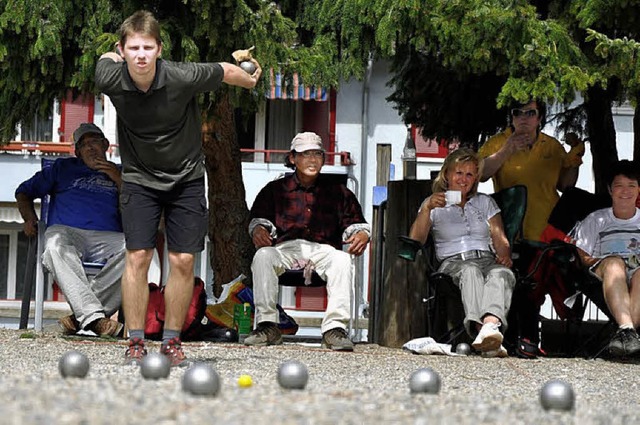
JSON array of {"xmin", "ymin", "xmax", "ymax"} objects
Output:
[{"xmin": 250, "ymin": 173, "xmax": 367, "ymax": 250}]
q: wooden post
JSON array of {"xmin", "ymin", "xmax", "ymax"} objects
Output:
[
  {"xmin": 368, "ymin": 144, "xmax": 392, "ymax": 342},
  {"xmin": 376, "ymin": 180, "xmax": 432, "ymax": 347},
  {"xmin": 375, "ymin": 144, "xmax": 392, "ymax": 185}
]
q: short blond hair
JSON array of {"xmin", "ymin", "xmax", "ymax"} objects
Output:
[{"xmin": 432, "ymin": 148, "xmax": 482, "ymax": 196}]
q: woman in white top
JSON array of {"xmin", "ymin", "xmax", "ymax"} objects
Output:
[
  {"xmin": 571, "ymin": 160, "xmax": 640, "ymax": 358},
  {"xmin": 409, "ymin": 148, "xmax": 515, "ymax": 357}
]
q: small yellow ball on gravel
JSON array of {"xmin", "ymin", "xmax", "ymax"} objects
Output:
[{"xmin": 238, "ymin": 374, "xmax": 253, "ymax": 388}]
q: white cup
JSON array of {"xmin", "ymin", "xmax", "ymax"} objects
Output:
[{"xmin": 445, "ymin": 190, "xmax": 462, "ymax": 206}]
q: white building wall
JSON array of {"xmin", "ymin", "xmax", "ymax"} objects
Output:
[{"xmin": 0, "ymin": 155, "xmax": 44, "ymax": 202}]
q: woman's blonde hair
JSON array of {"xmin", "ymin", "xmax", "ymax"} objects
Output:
[{"xmin": 432, "ymin": 148, "xmax": 482, "ymax": 196}]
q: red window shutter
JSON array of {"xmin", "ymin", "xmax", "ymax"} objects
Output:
[{"xmin": 59, "ymin": 91, "xmax": 95, "ymax": 142}]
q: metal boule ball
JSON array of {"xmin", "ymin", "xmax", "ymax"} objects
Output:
[
  {"xmin": 225, "ymin": 328, "xmax": 239, "ymax": 342},
  {"xmin": 240, "ymin": 61, "xmax": 257, "ymax": 74},
  {"xmin": 140, "ymin": 353, "xmax": 171, "ymax": 380},
  {"xmin": 540, "ymin": 379, "xmax": 575, "ymax": 411},
  {"xmin": 58, "ymin": 350, "xmax": 90, "ymax": 378},
  {"xmin": 455, "ymin": 342, "xmax": 471, "ymax": 356},
  {"xmin": 409, "ymin": 368, "xmax": 441, "ymax": 394},
  {"xmin": 277, "ymin": 360, "xmax": 309, "ymax": 390},
  {"xmin": 182, "ymin": 363, "xmax": 221, "ymax": 397}
]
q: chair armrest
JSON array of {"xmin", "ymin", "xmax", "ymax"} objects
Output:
[
  {"xmin": 516, "ymin": 239, "xmax": 583, "ymax": 283},
  {"xmin": 397, "ymin": 236, "xmax": 423, "ymax": 262}
]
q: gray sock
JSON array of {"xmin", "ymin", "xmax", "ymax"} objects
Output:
[
  {"xmin": 129, "ymin": 329, "xmax": 145, "ymax": 342},
  {"xmin": 162, "ymin": 329, "xmax": 181, "ymax": 347}
]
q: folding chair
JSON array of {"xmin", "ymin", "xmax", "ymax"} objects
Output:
[
  {"xmin": 523, "ymin": 187, "xmax": 615, "ymax": 357},
  {"xmin": 398, "ymin": 185, "xmax": 528, "ymax": 345}
]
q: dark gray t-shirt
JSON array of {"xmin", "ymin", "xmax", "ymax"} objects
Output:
[{"xmin": 95, "ymin": 59, "xmax": 224, "ymax": 190}]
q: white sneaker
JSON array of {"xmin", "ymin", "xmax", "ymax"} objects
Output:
[
  {"xmin": 472, "ymin": 322, "xmax": 503, "ymax": 352},
  {"xmin": 481, "ymin": 345, "xmax": 509, "ymax": 358}
]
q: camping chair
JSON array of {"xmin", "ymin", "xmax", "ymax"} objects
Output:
[
  {"xmin": 522, "ymin": 187, "xmax": 615, "ymax": 357},
  {"xmin": 276, "ymin": 172, "xmax": 360, "ymax": 338},
  {"xmin": 398, "ymin": 185, "xmax": 528, "ymax": 345}
]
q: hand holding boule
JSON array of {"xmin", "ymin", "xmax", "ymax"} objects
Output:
[
  {"xmin": 232, "ymin": 46, "xmax": 255, "ymax": 62},
  {"xmin": 240, "ymin": 61, "xmax": 257, "ymax": 74}
]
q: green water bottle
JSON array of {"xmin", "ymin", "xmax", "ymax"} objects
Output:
[{"xmin": 234, "ymin": 302, "xmax": 252, "ymax": 339}]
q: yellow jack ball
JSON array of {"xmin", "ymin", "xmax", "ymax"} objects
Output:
[{"xmin": 238, "ymin": 374, "xmax": 253, "ymax": 388}]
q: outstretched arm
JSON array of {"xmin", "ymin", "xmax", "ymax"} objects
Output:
[
  {"xmin": 100, "ymin": 52, "xmax": 124, "ymax": 62},
  {"xmin": 220, "ymin": 60, "xmax": 262, "ymax": 89},
  {"xmin": 100, "ymin": 43, "xmax": 124, "ymax": 62}
]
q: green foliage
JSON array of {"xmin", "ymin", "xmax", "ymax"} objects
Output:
[
  {"xmin": 1, "ymin": 0, "xmax": 639, "ymax": 148},
  {"xmin": 0, "ymin": 0, "xmax": 115, "ymax": 141},
  {"xmin": 380, "ymin": 1, "xmax": 591, "ymax": 142},
  {"xmin": 586, "ymin": 30, "xmax": 640, "ymax": 104},
  {"xmin": 387, "ymin": 46, "xmax": 507, "ymax": 146},
  {"xmin": 300, "ymin": 0, "xmax": 379, "ymax": 81},
  {"xmin": 0, "ymin": 0, "xmax": 354, "ymax": 143}
]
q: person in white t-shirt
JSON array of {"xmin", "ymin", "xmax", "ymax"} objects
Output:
[
  {"xmin": 571, "ymin": 160, "xmax": 640, "ymax": 358},
  {"xmin": 409, "ymin": 148, "xmax": 515, "ymax": 358}
]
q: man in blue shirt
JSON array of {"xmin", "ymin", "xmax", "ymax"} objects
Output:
[{"xmin": 15, "ymin": 123, "xmax": 125, "ymax": 337}]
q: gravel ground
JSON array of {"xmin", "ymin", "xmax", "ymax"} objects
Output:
[{"xmin": 0, "ymin": 327, "xmax": 636, "ymax": 425}]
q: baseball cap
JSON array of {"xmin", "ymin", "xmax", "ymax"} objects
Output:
[
  {"xmin": 73, "ymin": 123, "xmax": 105, "ymax": 146},
  {"xmin": 290, "ymin": 132, "xmax": 324, "ymax": 152}
]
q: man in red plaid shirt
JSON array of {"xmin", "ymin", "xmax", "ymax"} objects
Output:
[{"xmin": 245, "ymin": 132, "xmax": 370, "ymax": 351}]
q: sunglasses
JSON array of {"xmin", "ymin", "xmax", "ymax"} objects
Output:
[{"xmin": 511, "ymin": 108, "xmax": 538, "ymax": 118}]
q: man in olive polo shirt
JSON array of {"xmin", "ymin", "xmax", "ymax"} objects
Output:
[{"xmin": 95, "ymin": 10, "xmax": 262, "ymax": 366}]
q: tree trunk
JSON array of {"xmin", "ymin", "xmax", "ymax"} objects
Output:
[
  {"xmin": 201, "ymin": 92, "xmax": 255, "ymax": 297},
  {"xmin": 584, "ymin": 86, "xmax": 618, "ymax": 195}
]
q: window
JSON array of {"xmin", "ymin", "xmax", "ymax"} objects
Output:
[
  {"xmin": 238, "ymin": 95, "xmax": 332, "ymax": 164},
  {"xmin": 412, "ymin": 125, "xmax": 452, "ymax": 159},
  {"xmin": 20, "ymin": 112, "xmax": 54, "ymax": 142},
  {"xmin": 266, "ymin": 100, "xmax": 299, "ymax": 152},
  {"xmin": 0, "ymin": 229, "xmax": 32, "ymax": 300}
]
